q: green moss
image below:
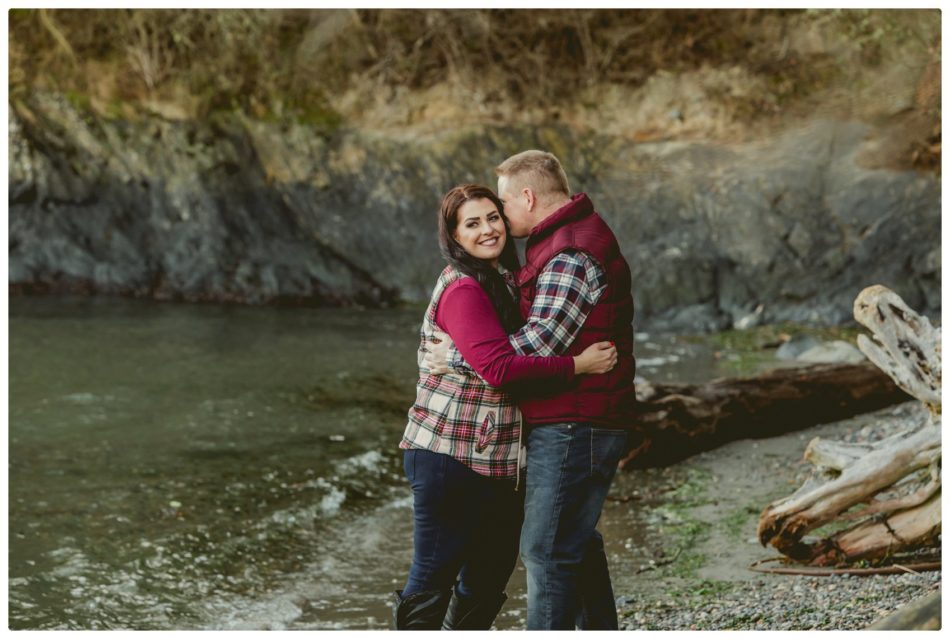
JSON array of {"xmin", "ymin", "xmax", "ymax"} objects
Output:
[
  {"xmin": 294, "ymin": 104, "xmax": 344, "ymax": 134},
  {"xmin": 215, "ymin": 94, "xmax": 344, "ymax": 134},
  {"xmin": 64, "ymin": 90, "xmax": 92, "ymax": 113},
  {"xmin": 718, "ymin": 350, "xmax": 779, "ymax": 377},
  {"xmin": 652, "ymin": 468, "xmax": 714, "ymax": 578},
  {"xmin": 693, "ymin": 579, "xmax": 734, "ymax": 598},
  {"xmin": 667, "ymin": 578, "xmax": 735, "ymax": 601},
  {"xmin": 638, "ymin": 578, "xmax": 737, "ymax": 629},
  {"xmin": 666, "ymin": 467, "xmax": 713, "ymax": 506},
  {"xmin": 679, "ymin": 321, "xmax": 867, "ymax": 377},
  {"xmin": 667, "ymin": 522, "xmax": 712, "ymax": 578},
  {"xmin": 703, "ymin": 322, "xmax": 864, "ymax": 352},
  {"xmin": 105, "ymin": 101, "xmax": 123, "ymax": 120},
  {"xmin": 722, "ymin": 503, "xmax": 760, "ymax": 540},
  {"xmin": 538, "ymin": 129, "xmax": 571, "ymax": 165},
  {"xmin": 723, "ymin": 613, "xmax": 763, "ymax": 629}
]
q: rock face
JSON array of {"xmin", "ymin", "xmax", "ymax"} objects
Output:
[
  {"xmin": 9, "ymin": 95, "xmax": 396, "ymax": 307},
  {"xmin": 9, "ymin": 93, "xmax": 941, "ymax": 329}
]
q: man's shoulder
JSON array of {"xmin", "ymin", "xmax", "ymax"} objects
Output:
[
  {"xmin": 534, "ymin": 250, "xmax": 606, "ymax": 302},
  {"xmin": 542, "ymin": 249, "xmax": 603, "ymax": 276}
]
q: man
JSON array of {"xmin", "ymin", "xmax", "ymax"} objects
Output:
[{"xmin": 429, "ymin": 150, "xmax": 637, "ymax": 629}]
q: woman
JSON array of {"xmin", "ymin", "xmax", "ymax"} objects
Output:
[{"xmin": 395, "ymin": 184, "xmax": 617, "ymax": 630}]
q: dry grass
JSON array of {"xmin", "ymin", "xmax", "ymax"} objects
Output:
[{"xmin": 8, "ymin": 8, "xmax": 940, "ymax": 157}]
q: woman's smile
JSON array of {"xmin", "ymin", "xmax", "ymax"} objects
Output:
[{"xmin": 453, "ymin": 198, "xmax": 507, "ymax": 264}]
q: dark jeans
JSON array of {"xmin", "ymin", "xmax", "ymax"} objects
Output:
[
  {"xmin": 401, "ymin": 449, "xmax": 523, "ymax": 599},
  {"xmin": 520, "ymin": 423, "xmax": 627, "ymax": 630}
]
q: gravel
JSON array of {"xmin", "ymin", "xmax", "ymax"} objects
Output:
[
  {"xmin": 612, "ymin": 401, "xmax": 942, "ymax": 631},
  {"xmin": 619, "ymin": 572, "xmax": 940, "ymax": 630}
]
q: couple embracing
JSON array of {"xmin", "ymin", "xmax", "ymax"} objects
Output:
[{"xmin": 396, "ymin": 150, "xmax": 637, "ymax": 630}]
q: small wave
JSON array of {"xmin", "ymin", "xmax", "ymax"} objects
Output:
[
  {"xmin": 266, "ymin": 478, "xmax": 347, "ymax": 525},
  {"xmin": 47, "ymin": 544, "xmax": 91, "ymax": 578},
  {"xmin": 319, "ymin": 485, "xmax": 347, "ymax": 515},
  {"xmin": 335, "ymin": 450, "xmax": 385, "ymax": 475},
  {"xmin": 61, "ymin": 393, "xmax": 101, "ymax": 404},
  {"xmin": 637, "ymin": 355, "xmax": 682, "ymax": 367},
  {"xmin": 209, "ymin": 594, "xmax": 305, "ymax": 630},
  {"xmin": 381, "ymin": 494, "xmax": 413, "ymax": 510},
  {"xmin": 12, "ymin": 543, "xmax": 186, "ymax": 630}
]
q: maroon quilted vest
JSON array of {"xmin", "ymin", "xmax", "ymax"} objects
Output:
[{"xmin": 515, "ymin": 193, "xmax": 637, "ymax": 428}]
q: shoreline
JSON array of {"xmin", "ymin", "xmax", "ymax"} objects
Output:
[{"xmin": 609, "ymin": 401, "xmax": 941, "ymax": 631}]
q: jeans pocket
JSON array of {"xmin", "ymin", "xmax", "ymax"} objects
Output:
[{"xmin": 590, "ymin": 428, "xmax": 627, "ymax": 482}]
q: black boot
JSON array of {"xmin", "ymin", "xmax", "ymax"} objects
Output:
[
  {"xmin": 441, "ymin": 590, "xmax": 508, "ymax": 630},
  {"xmin": 392, "ymin": 589, "xmax": 452, "ymax": 630}
]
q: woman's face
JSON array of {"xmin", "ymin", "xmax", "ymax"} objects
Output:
[{"xmin": 453, "ymin": 198, "xmax": 507, "ymax": 265}]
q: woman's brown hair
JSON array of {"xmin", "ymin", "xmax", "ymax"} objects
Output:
[{"xmin": 437, "ymin": 184, "xmax": 523, "ymax": 334}]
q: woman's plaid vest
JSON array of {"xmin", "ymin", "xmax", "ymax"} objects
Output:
[{"xmin": 400, "ymin": 265, "xmax": 521, "ymax": 478}]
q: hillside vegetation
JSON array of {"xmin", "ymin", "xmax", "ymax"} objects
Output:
[{"xmin": 10, "ymin": 9, "xmax": 939, "ymax": 157}]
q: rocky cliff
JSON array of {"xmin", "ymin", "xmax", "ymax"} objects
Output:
[{"xmin": 8, "ymin": 93, "xmax": 940, "ymax": 330}]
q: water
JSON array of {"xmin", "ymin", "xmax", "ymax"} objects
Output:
[{"xmin": 9, "ymin": 295, "xmax": 777, "ymax": 629}]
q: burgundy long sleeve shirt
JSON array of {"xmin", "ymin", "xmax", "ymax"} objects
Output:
[{"xmin": 435, "ymin": 278, "xmax": 575, "ymax": 389}]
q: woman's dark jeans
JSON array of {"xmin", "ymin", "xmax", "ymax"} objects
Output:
[{"xmin": 401, "ymin": 449, "xmax": 523, "ymax": 598}]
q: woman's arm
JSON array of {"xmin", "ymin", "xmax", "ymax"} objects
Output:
[{"xmin": 435, "ymin": 279, "xmax": 575, "ymax": 389}]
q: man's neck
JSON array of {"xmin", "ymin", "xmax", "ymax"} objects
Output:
[{"xmin": 531, "ymin": 194, "xmax": 573, "ymax": 231}]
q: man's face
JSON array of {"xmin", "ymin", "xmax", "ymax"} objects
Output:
[{"xmin": 497, "ymin": 176, "xmax": 531, "ymax": 238}]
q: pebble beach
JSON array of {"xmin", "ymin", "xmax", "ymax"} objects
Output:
[
  {"xmin": 620, "ymin": 571, "xmax": 940, "ymax": 630},
  {"xmin": 609, "ymin": 401, "xmax": 941, "ymax": 631}
]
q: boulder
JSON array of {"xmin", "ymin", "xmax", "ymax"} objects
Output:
[
  {"xmin": 775, "ymin": 334, "xmax": 820, "ymax": 360},
  {"xmin": 797, "ymin": 340, "xmax": 866, "ymax": 364}
]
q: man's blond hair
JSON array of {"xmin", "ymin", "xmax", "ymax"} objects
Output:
[{"xmin": 495, "ymin": 150, "xmax": 570, "ymax": 203}]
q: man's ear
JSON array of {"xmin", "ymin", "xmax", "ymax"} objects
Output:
[{"xmin": 523, "ymin": 188, "xmax": 536, "ymax": 212}]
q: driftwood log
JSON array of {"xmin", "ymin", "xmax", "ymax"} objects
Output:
[
  {"xmin": 866, "ymin": 590, "xmax": 941, "ymax": 630},
  {"xmin": 757, "ymin": 286, "xmax": 941, "ymax": 566},
  {"xmin": 620, "ymin": 361, "xmax": 910, "ymax": 469}
]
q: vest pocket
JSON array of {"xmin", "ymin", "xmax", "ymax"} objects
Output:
[
  {"xmin": 475, "ymin": 411, "xmax": 497, "ymax": 453},
  {"xmin": 414, "ymin": 375, "xmax": 458, "ymax": 437}
]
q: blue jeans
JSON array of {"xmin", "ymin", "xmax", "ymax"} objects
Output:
[
  {"xmin": 520, "ymin": 423, "xmax": 628, "ymax": 630},
  {"xmin": 402, "ymin": 449, "xmax": 523, "ymax": 598}
]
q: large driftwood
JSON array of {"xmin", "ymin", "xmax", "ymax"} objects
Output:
[
  {"xmin": 620, "ymin": 361, "xmax": 909, "ymax": 469},
  {"xmin": 757, "ymin": 286, "xmax": 941, "ymax": 566},
  {"xmin": 854, "ymin": 285, "xmax": 941, "ymax": 412}
]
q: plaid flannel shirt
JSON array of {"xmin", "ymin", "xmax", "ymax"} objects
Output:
[
  {"xmin": 448, "ymin": 250, "xmax": 606, "ymax": 370},
  {"xmin": 401, "ymin": 266, "xmax": 522, "ymax": 478}
]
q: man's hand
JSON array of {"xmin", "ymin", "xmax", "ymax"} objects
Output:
[{"xmin": 423, "ymin": 330, "xmax": 454, "ymax": 375}]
